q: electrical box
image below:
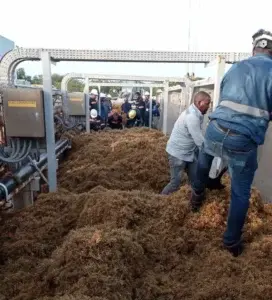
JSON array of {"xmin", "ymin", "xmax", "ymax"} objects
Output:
[
  {"xmin": 3, "ymin": 88, "xmax": 45, "ymax": 138},
  {"xmin": 67, "ymin": 92, "xmax": 86, "ymax": 116}
]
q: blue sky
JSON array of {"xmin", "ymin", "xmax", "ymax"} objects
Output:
[{"xmin": 1, "ymin": 0, "xmax": 270, "ymax": 79}]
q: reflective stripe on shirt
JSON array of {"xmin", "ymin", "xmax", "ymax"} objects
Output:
[{"xmin": 220, "ymin": 100, "xmax": 269, "ymax": 119}]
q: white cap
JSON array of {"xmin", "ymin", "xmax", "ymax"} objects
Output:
[
  {"xmin": 100, "ymin": 92, "xmax": 106, "ymax": 98},
  {"xmin": 90, "ymin": 89, "xmax": 98, "ymax": 96},
  {"xmin": 107, "ymin": 94, "xmax": 112, "ymax": 98},
  {"xmin": 144, "ymin": 91, "xmax": 150, "ymax": 96},
  {"xmin": 156, "ymin": 89, "xmax": 162, "ymax": 94},
  {"xmin": 90, "ymin": 109, "xmax": 98, "ymax": 118}
]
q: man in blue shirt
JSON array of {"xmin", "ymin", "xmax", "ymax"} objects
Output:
[{"xmin": 190, "ymin": 29, "xmax": 272, "ymax": 257}]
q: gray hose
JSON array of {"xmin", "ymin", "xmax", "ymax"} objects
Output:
[
  {"xmin": 55, "ymin": 115, "xmax": 77, "ymax": 130},
  {"xmin": 0, "ymin": 139, "xmax": 32, "ymax": 163}
]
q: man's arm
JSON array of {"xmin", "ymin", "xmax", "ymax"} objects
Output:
[{"xmin": 186, "ymin": 114, "xmax": 204, "ymax": 148}]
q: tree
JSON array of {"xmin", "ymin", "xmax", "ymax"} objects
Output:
[
  {"xmin": 32, "ymin": 75, "xmax": 43, "ymax": 84},
  {"xmin": 67, "ymin": 79, "xmax": 84, "ymax": 92},
  {"xmin": 17, "ymin": 68, "xmax": 26, "ymax": 80}
]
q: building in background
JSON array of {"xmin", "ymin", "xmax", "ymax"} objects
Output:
[{"xmin": 0, "ymin": 35, "xmax": 15, "ymax": 60}]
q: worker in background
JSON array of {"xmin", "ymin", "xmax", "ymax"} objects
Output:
[
  {"xmin": 99, "ymin": 93, "xmax": 108, "ymax": 122},
  {"xmin": 144, "ymin": 92, "xmax": 159, "ymax": 127},
  {"xmin": 144, "ymin": 91, "xmax": 151, "ymax": 127},
  {"xmin": 135, "ymin": 92, "xmax": 145, "ymax": 126},
  {"xmin": 121, "ymin": 93, "xmax": 131, "ymax": 127},
  {"xmin": 190, "ymin": 29, "xmax": 272, "ymax": 257},
  {"xmin": 89, "ymin": 89, "xmax": 99, "ymax": 111},
  {"xmin": 161, "ymin": 91, "xmax": 226, "ymax": 195},
  {"xmin": 108, "ymin": 110, "xmax": 123, "ymax": 130},
  {"xmin": 152, "ymin": 96, "xmax": 160, "ymax": 129},
  {"xmin": 106, "ymin": 94, "xmax": 113, "ymax": 111},
  {"xmin": 89, "ymin": 109, "xmax": 105, "ymax": 131},
  {"xmin": 126, "ymin": 103, "xmax": 141, "ymax": 128},
  {"xmin": 121, "ymin": 93, "xmax": 131, "ymax": 114}
]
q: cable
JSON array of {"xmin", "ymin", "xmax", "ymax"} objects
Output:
[
  {"xmin": 54, "ymin": 114, "xmax": 77, "ymax": 130},
  {"xmin": 0, "ymin": 139, "xmax": 32, "ymax": 163}
]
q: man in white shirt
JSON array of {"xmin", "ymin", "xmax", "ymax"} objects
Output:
[{"xmin": 161, "ymin": 91, "xmax": 226, "ymax": 195}]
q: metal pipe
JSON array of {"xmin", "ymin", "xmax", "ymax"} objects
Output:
[{"xmin": 0, "ymin": 139, "xmax": 69, "ymax": 200}]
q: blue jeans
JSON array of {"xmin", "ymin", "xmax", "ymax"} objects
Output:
[
  {"xmin": 161, "ymin": 154, "xmax": 197, "ymax": 195},
  {"xmin": 192, "ymin": 120, "xmax": 258, "ymax": 246}
]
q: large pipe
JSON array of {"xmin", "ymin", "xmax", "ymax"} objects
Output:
[{"xmin": 0, "ymin": 139, "xmax": 69, "ymax": 199}]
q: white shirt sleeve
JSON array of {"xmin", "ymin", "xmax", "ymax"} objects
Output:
[{"xmin": 185, "ymin": 114, "xmax": 204, "ymax": 148}]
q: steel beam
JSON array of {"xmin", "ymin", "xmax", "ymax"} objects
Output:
[
  {"xmin": 0, "ymin": 47, "xmax": 250, "ymax": 86},
  {"xmin": 98, "ymin": 83, "xmax": 165, "ymax": 88},
  {"xmin": 61, "ymin": 72, "xmax": 186, "ymax": 91}
]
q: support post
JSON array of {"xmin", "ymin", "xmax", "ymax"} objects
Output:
[
  {"xmin": 62, "ymin": 91, "xmax": 69, "ymax": 119},
  {"xmin": 212, "ymin": 56, "xmax": 226, "ymax": 110},
  {"xmin": 149, "ymin": 87, "xmax": 153, "ymax": 128},
  {"xmin": 84, "ymin": 77, "xmax": 90, "ymax": 133},
  {"xmin": 41, "ymin": 51, "xmax": 57, "ymax": 192},
  {"xmin": 162, "ymin": 81, "xmax": 169, "ymax": 134},
  {"xmin": 97, "ymin": 85, "xmax": 101, "ymax": 115}
]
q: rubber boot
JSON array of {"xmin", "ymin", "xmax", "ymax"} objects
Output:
[
  {"xmin": 206, "ymin": 167, "xmax": 228, "ymax": 190},
  {"xmin": 190, "ymin": 190, "xmax": 205, "ymax": 212},
  {"xmin": 224, "ymin": 240, "xmax": 244, "ymax": 257}
]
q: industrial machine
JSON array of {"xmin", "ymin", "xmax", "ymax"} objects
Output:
[{"xmin": 0, "ymin": 87, "xmax": 73, "ymax": 210}]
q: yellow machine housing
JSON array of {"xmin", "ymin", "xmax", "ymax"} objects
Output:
[
  {"xmin": 67, "ymin": 92, "xmax": 86, "ymax": 116},
  {"xmin": 3, "ymin": 88, "xmax": 45, "ymax": 138}
]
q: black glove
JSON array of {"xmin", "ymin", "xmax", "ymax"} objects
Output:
[{"xmin": 206, "ymin": 167, "xmax": 228, "ymax": 190}]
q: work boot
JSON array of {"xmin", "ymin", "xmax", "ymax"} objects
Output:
[
  {"xmin": 224, "ymin": 240, "xmax": 244, "ymax": 257},
  {"xmin": 206, "ymin": 177, "xmax": 226, "ymax": 190},
  {"xmin": 190, "ymin": 190, "xmax": 205, "ymax": 212}
]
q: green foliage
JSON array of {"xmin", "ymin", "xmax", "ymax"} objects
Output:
[
  {"xmin": 16, "ymin": 68, "xmax": 84, "ymax": 92},
  {"xmin": 16, "ymin": 68, "xmax": 26, "ymax": 79}
]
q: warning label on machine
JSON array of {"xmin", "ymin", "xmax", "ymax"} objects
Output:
[{"xmin": 8, "ymin": 100, "xmax": 37, "ymax": 108}]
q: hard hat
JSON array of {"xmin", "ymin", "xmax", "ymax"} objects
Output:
[
  {"xmin": 100, "ymin": 92, "xmax": 106, "ymax": 98},
  {"xmin": 90, "ymin": 109, "xmax": 98, "ymax": 118},
  {"xmin": 90, "ymin": 89, "xmax": 98, "ymax": 96},
  {"xmin": 107, "ymin": 94, "xmax": 112, "ymax": 98},
  {"xmin": 252, "ymin": 29, "xmax": 272, "ymax": 49},
  {"xmin": 144, "ymin": 91, "xmax": 150, "ymax": 96},
  {"xmin": 156, "ymin": 89, "xmax": 162, "ymax": 94},
  {"xmin": 128, "ymin": 109, "xmax": 136, "ymax": 119}
]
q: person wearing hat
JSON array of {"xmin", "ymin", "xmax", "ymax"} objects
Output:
[
  {"xmin": 89, "ymin": 89, "xmax": 99, "ymax": 111},
  {"xmin": 135, "ymin": 92, "xmax": 145, "ymax": 126},
  {"xmin": 190, "ymin": 29, "xmax": 272, "ymax": 257},
  {"xmin": 99, "ymin": 92, "xmax": 108, "ymax": 123},
  {"xmin": 126, "ymin": 103, "xmax": 141, "ymax": 128},
  {"xmin": 89, "ymin": 109, "xmax": 105, "ymax": 131},
  {"xmin": 108, "ymin": 110, "xmax": 123, "ymax": 130}
]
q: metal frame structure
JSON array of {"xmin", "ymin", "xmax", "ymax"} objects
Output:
[
  {"xmin": 85, "ymin": 81, "xmax": 169, "ymax": 133},
  {"xmin": 63, "ymin": 73, "xmax": 187, "ymax": 134},
  {"xmin": 0, "ymin": 48, "xmax": 251, "ymax": 86},
  {"xmin": 61, "ymin": 73, "xmax": 186, "ymax": 91}
]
